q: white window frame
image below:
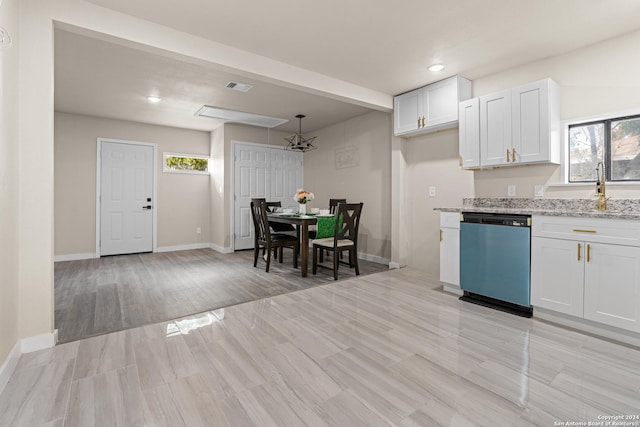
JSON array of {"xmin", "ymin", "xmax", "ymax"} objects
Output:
[
  {"xmin": 163, "ymin": 152, "xmax": 210, "ymax": 175},
  {"xmin": 558, "ymin": 107, "xmax": 640, "ymax": 186}
]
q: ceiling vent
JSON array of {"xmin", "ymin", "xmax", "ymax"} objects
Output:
[
  {"xmin": 195, "ymin": 105, "xmax": 288, "ymax": 128},
  {"xmin": 225, "ymin": 81, "xmax": 253, "ymax": 92}
]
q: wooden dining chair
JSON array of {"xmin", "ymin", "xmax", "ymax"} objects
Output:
[
  {"xmin": 312, "ymin": 202, "xmax": 363, "ymax": 280},
  {"xmin": 265, "ymin": 201, "xmax": 296, "ymax": 233},
  {"xmin": 309, "ymin": 198, "xmax": 347, "ymax": 240},
  {"xmin": 329, "ymin": 198, "xmax": 347, "ymax": 214},
  {"xmin": 328, "ymin": 198, "xmax": 347, "ymax": 259},
  {"xmin": 250, "ymin": 200, "xmax": 298, "ymax": 272}
]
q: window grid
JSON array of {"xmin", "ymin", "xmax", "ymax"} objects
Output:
[{"xmin": 568, "ymin": 114, "xmax": 640, "ymax": 183}]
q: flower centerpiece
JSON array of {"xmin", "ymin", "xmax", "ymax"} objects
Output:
[{"xmin": 294, "ymin": 189, "xmax": 314, "ymax": 214}]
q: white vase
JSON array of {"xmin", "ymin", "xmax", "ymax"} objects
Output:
[{"xmin": 299, "ymin": 203, "xmax": 306, "ymax": 214}]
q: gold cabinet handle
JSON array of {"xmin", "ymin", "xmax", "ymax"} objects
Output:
[
  {"xmin": 459, "ymin": 155, "xmax": 463, "ymax": 167},
  {"xmin": 440, "ymin": 229, "xmax": 443, "ymax": 242},
  {"xmin": 418, "ymin": 117, "xmax": 421, "ymax": 128},
  {"xmin": 577, "ymin": 243, "xmax": 581, "ymax": 261},
  {"xmin": 512, "ymin": 148, "xmax": 516, "ymax": 162},
  {"xmin": 587, "ymin": 244, "xmax": 591, "ymax": 262},
  {"xmin": 421, "ymin": 116, "xmax": 426, "ymax": 127},
  {"xmin": 506, "ymin": 149, "xmax": 511, "ymax": 162},
  {"xmin": 573, "ymin": 229, "xmax": 597, "ymax": 233}
]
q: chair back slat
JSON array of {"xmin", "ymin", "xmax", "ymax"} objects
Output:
[
  {"xmin": 250, "ymin": 199, "xmax": 271, "ymax": 243},
  {"xmin": 265, "ymin": 201, "xmax": 281, "ymax": 212}
]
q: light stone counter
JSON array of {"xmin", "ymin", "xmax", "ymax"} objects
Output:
[{"xmin": 434, "ymin": 198, "xmax": 640, "ymax": 220}]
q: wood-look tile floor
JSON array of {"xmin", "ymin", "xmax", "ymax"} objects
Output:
[
  {"xmin": 4, "ymin": 267, "xmax": 640, "ymax": 426},
  {"xmin": 54, "ymin": 248, "xmax": 388, "ymax": 343}
]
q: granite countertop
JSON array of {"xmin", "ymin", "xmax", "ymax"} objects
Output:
[{"xmin": 434, "ymin": 198, "xmax": 640, "ymax": 220}]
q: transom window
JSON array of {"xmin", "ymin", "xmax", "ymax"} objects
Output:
[
  {"xmin": 163, "ymin": 152, "xmax": 210, "ymax": 175},
  {"xmin": 568, "ymin": 114, "xmax": 640, "ymax": 182}
]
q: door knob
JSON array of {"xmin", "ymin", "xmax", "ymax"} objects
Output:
[{"xmin": 143, "ymin": 205, "xmax": 152, "ymax": 210}]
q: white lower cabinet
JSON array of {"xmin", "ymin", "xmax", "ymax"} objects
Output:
[
  {"xmin": 440, "ymin": 212, "xmax": 460, "ymax": 294},
  {"xmin": 531, "ymin": 215, "xmax": 640, "ymax": 333},
  {"xmin": 531, "ymin": 237, "xmax": 584, "ymax": 317},
  {"xmin": 583, "ymin": 243, "xmax": 640, "ymax": 332}
]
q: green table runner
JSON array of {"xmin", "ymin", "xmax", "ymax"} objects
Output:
[{"xmin": 315, "ymin": 215, "xmax": 342, "ymax": 239}]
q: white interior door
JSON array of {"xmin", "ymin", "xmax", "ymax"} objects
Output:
[
  {"xmin": 233, "ymin": 143, "xmax": 303, "ymax": 250},
  {"xmin": 234, "ymin": 143, "xmax": 271, "ymax": 250},
  {"xmin": 100, "ymin": 141, "xmax": 154, "ymax": 256}
]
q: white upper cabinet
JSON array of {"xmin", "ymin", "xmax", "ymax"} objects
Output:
[
  {"xmin": 393, "ymin": 88, "xmax": 422, "ymax": 135},
  {"xmin": 458, "ymin": 99, "xmax": 480, "ymax": 168},
  {"xmin": 512, "ymin": 79, "xmax": 560, "ymax": 164},
  {"xmin": 460, "ymin": 78, "xmax": 560, "ymax": 169},
  {"xmin": 480, "ymin": 90, "xmax": 512, "ymax": 166},
  {"xmin": 394, "ymin": 76, "xmax": 472, "ymax": 137}
]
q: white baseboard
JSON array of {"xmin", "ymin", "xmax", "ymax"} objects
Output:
[
  {"xmin": 21, "ymin": 332, "xmax": 56, "ymax": 354},
  {"xmin": 0, "ymin": 331, "xmax": 57, "ymax": 394},
  {"xmin": 156, "ymin": 243, "xmax": 211, "ymax": 253},
  {"xmin": 442, "ymin": 283, "xmax": 463, "ymax": 296},
  {"xmin": 357, "ymin": 252, "xmax": 389, "ymax": 266},
  {"xmin": 54, "ymin": 252, "xmax": 97, "ymax": 262},
  {"xmin": 534, "ymin": 307, "xmax": 640, "ymax": 348},
  {"xmin": 0, "ymin": 341, "xmax": 21, "ymax": 395},
  {"xmin": 388, "ymin": 262, "xmax": 401, "ymax": 269},
  {"xmin": 209, "ymin": 243, "xmax": 233, "ymax": 254},
  {"xmin": 55, "ymin": 244, "xmax": 221, "ymax": 260}
]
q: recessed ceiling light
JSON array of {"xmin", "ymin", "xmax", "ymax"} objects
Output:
[
  {"xmin": 428, "ymin": 64, "xmax": 445, "ymax": 72},
  {"xmin": 146, "ymin": 96, "xmax": 161, "ymax": 103}
]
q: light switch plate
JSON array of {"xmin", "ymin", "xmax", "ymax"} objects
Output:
[
  {"xmin": 428, "ymin": 186, "xmax": 436, "ymax": 198},
  {"xmin": 507, "ymin": 185, "xmax": 516, "ymax": 197},
  {"xmin": 534, "ymin": 185, "xmax": 544, "ymax": 197}
]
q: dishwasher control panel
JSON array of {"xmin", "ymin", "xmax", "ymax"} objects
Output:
[{"xmin": 461, "ymin": 212, "xmax": 531, "ymax": 227}]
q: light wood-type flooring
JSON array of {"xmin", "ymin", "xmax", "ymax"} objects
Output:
[
  {"xmin": 3, "ymin": 267, "xmax": 639, "ymax": 426},
  {"xmin": 55, "ymin": 248, "xmax": 388, "ymax": 343}
]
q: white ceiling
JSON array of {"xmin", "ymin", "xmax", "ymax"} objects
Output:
[
  {"xmin": 53, "ymin": 30, "xmax": 374, "ymax": 133},
  {"xmin": 55, "ymin": 0, "xmax": 640, "ymax": 133}
]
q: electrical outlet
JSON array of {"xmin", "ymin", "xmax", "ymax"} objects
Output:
[
  {"xmin": 428, "ymin": 186, "xmax": 436, "ymax": 198},
  {"xmin": 196, "ymin": 227, "xmax": 202, "ymax": 234},
  {"xmin": 507, "ymin": 185, "xmax": 516, "ymax": 197},
  {"xmin": 534, "ymin": 185, "xmax": 544, "ymax": 197}
]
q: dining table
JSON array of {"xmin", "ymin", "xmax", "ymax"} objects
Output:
[{"xmin": 267, "ymin": 213, "xmax": 331, "ymax": 277}]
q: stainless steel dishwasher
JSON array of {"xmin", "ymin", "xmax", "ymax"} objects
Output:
[{"xmin": 459, "ymin": 212, "xmax": 532, "ymax": 317}]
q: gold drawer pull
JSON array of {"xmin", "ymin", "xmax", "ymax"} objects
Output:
[
  {"xmin": 573, "ymin": 229, "xmax": 597, "ymax": 233},
  {"xmin": 577, "ymin": 243, "xmax": 581, "ymax": 261},
  {"xmin": 440, "ymin": 229, "xmax": 443, "ymax": 242},
  {"xmin": 587, "ymin": 244, "xmax": 591, "ymax": 262}
]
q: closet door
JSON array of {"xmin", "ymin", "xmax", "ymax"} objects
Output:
[
  {"xmin": 271, "ymin": 149, "xmax": 303, "ymax": 209},
  {"xmin": 233, "ymin": 144, "xmax": 303, "ymax": 250}
]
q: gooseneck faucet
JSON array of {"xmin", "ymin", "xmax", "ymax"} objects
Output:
[{"xmin": 595, "ymin": 161, "xmax": 607, "ymax": 211}]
